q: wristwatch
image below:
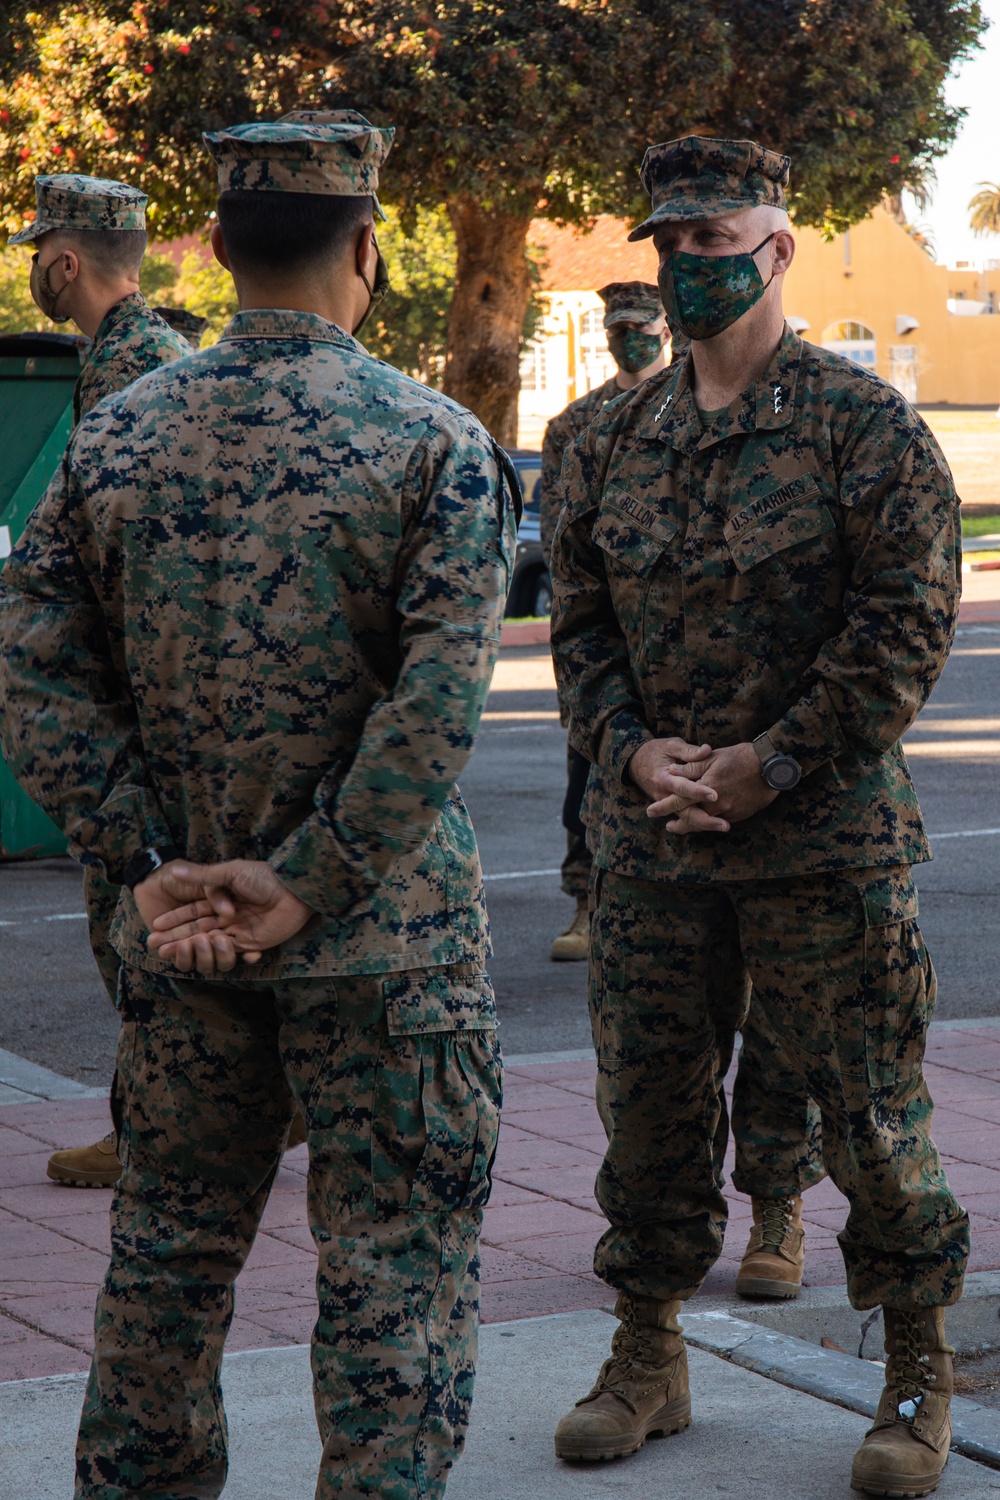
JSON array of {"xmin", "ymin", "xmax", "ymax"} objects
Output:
[
  {"xmin": 753, "ymin": 733, "xmax": 802, "ymax": 792},
  {"xmin": 122, "ymin": 845, "xmax": 179, "ymax": 890}
]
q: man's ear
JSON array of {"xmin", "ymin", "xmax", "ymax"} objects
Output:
[
  {"xmin": 59, "ymin": 247, "xmax": 81, "ymax": 284},
  {"xmin": 772, "ymin": 229, "xmax": 795, "ymax": 276},
  {"xmin": 210, "ymin": 221, "xmax": 232, "ymax": 271},
  {"xmin": 355, "ymin": 219, "xmax": 376, "ymax": 277}
]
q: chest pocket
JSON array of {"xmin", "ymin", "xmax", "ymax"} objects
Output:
[
  {"xmin": 593, "ymin": 507, "xmax": 678, "ymax": 577},
  {"xmin": 725, "ymin": 488, "xmax": 834, "ymax": 572},
  {"xmin": 724, "ymin": 487, "xmax": 844, "ymax": 650}
]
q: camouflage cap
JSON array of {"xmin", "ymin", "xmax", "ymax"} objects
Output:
[
  {"xmin": 203, "ymin": 110, "xmax": 394, "ymax": 221},
  {"xmin": 598, "ymin": 281, "xmax": 664, "ymax": 329},
  {"xmin": 628, "ymin": 136, "xmax": 791, "ymax": 241},
  {"xmin": 151, "ymin": 306, "xmax": 208, "ymax": 339},
  {"xmin": 9, "ymin": 174, "xmax": 147, "ymax": 246}
]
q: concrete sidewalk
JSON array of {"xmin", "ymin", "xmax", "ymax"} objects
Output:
[{"xmin": 4, "ymin": 1312, "xmax": 1000, "ymax": 1500}]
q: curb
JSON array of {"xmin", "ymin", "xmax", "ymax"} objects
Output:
[
  {"xmin": 0, "ymin": 1047, "xmax": 106, "ymax": 1106},
  {"xmin": 694, "ymin": 1271, "xmax": 1000, "ymax": 1360},
  {"xmin": 681, "ymin": 1308, "xmax": 1000, "ymax": 1472}
]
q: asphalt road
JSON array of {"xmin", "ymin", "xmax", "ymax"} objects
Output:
[{"xmin": 2, "ymin": 628, "xmax": 1000, "ymax": 1085}]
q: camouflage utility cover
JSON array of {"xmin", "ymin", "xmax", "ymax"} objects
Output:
[
  {"xmin": 0, "ymin": 309, "xmax": 517, "ymax": 979},
  {"xmin": 204, "ymin": 110, "xmax": 393, "ymax": 217},
  {"xmin": 598, "ymin": 281, "xmax": 663, "ymax": 329},
  {"xmin": 75, "ymin": 291, "xmax": 192, "ymax": 424},
  {"xmin": 630, "ymin": 136, "xmax": 790, "ymax": 241},
  {"xmin": 152, "ymin": 305, "xmax": 208, "ymax": 340},
  {"xmin": 9, "ymin": 174, "xmax": 147, "ymax": 245},
  {"xmin": 550, "ymin": 325, "xmax": 961, "ymax": 881}
]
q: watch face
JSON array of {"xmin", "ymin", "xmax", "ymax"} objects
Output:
[{"xmin": 766, "ymin": 756, "xmax": 801, "ymax": 790}]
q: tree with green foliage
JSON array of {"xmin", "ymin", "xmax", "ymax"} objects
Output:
[
  {"xmin": 361, "ymin": 204, "xmax": 455, "ymax": 383},
  {"xmin": 1, "ymin": 0, "xmax": 984, "ymax": 441}
]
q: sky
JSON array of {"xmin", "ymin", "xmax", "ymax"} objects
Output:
[{"xmin": 909, "ymin": 0, "xmax": 1000, "ymax": 266}]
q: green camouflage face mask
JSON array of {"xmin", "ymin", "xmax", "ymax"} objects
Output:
[
  {"xmin": 606, "ymin": 325, "xmax": 663, "ymax": 375},
  {"xmin": 657, "ymin": 233, "xmax": 776, "ymax": 341}
]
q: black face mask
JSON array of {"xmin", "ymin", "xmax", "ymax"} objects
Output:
[
  {"xmin": 29, "ymin": 252, "xmax": 71, "ymax": 323},
  {"xmin": 352, "ymin": 235, "xmax": 391, "ymax": 336}
]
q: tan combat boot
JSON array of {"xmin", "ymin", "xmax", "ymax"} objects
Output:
[
  {"xmin": 47, "ymin": 1109, "xmax": 309, "ymax": 1188},
  {"xmin": 550, "ymin": 898, "xmax": 589, "ymax": 962},
  {"xmin": 851, "ymin": 1306, "xmax": 954, "ymax": 1497},
  {"xmin": 47, "ymin": 1131, "xmax": 121, "ymax": 1187},
  {"xmin": 735, "ymin": 1195, "xmax": 805, "ymax": 1300},
  {"xmin": 554, "ymin": 1291, "xmax": 691, "ymax": 1461}
]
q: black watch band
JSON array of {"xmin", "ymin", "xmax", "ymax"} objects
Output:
[{"xmin": 122, "ymin": 845, "xmax": 179, "ymax": 890}]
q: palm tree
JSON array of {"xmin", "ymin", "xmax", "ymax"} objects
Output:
[{"xmin": 969, "ymin": 183, "xmax": 1000, "ymax": 237}]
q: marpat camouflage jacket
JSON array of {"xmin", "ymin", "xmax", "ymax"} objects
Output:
[
  {"xmin": 550, "ymin": 324, "xmax": 961, "ymax": 882},
  {"xmin": 0, "ymin": 309, "xmax": 517, "ymax": 977},
  {"xmin": 74, "ymin": 290, "xmax": 192, "ymax": 423}
]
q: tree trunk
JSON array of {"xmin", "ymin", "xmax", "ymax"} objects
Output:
[{"xmin": 443, "ymin": 200, "xmax": 533, "ymax": 446}]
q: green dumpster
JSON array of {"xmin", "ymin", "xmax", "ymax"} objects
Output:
[{"xmin": 0, "ymin": 331, "xmax": 86, "ymax": 859}]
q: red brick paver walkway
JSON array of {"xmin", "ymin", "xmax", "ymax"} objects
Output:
[{"xmin": 2, "ymin": 1022, "xmax": 999, "ymax": 1382}]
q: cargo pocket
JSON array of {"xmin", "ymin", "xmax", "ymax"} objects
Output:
[
  {"xmin": 371, "ymin": 971, "xmax": 502, "ymax": 1216},
  {"xmin": 856, "ymin": 871, "xmax": 929, "ymax": 1090}
]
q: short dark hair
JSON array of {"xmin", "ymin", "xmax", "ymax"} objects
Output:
[
  {"xmin": 216, "ymin": 190, "xmax": 374, "ymax": 276},
  {"xmin": 46, "ymin": 228, "xmax": 148, "ymax": 279}
]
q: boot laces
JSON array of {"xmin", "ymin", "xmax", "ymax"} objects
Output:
[
  {"xmin": 759, "ymin": 1197, "xmax": 795, "ymax": 1251},
  {"xmin": 888, "ymin": 1312, "xmax": 936, "ymax": 1422},
  {"xmin": 594, "ymin": 1302, "xmax": 652, "ymax": 1409}
]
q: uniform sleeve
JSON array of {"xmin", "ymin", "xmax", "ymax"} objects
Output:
[
  {"xmin": 763, "ymin": 418, "xmax": 961, "ymax": 776},
  {"xmin": 268, "ymin": 412, "xmax": 518, "ymax": 918},
  {"xmin": 550, "ymin": 422, "xmax": 654, "ymax": 782},
  {"xmin": 539, "ymin": 414, "xmax": 569, "ymax": 564},
  {"xmin": 0, "ymin": 458, "xmax": 174, "ymax": 877}
]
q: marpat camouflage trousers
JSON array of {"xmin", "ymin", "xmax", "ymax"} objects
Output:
[
  {"xmin": 589, "ymin": 866, "xmax": 969, "ymax": 1310},
  {"xmin": 565, "ymin": 786, "xmax": 825, "ymax": 1196},
  {"xmin": 74, "ymin": 961, "xmax": 502, "ymax": 1500}
]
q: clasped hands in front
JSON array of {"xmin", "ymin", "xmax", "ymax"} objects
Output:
[
  {"xmin": 131, "ymin": 858, "xmax": 315, "ymax": 976},
  {"xmin": 628, "ymin": 737, "xmax": 778, "ymax": 834}
]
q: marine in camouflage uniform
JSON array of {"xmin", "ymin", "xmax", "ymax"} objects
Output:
[
  {"xmin": 11, "ymin": 174, "xmax": 194, "ymax": 1189},
  {"xmin": 540, "ymin": 282, "xmax": 669, "ymax": 960},
  {"xmin": 550, "ymin": 136, "xmax": 968, "ymax": 1491},
  {"xmin": 0, "ymin": 114, "xmax": 517, "ymax": 1500}
]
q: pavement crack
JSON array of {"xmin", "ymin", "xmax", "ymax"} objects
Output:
[
  {"xmin": 858, "ymin": 1309, "xmax": 881, "ymax": 1359},
  {"xmin": 0, "ymin": 1304, "xmax": 90, "ymax": 1354}
]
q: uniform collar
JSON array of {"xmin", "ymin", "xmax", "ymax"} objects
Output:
[
  {"xmin": 636, "ymin": 322, "xmax": 803, "ymax": 453},
  {"xmin": 219, "ymin": 308, "xmax": 362, "ymax": 349},
  {"xmin": 90, "ymin": 290, "xmax": 148, "ymax": 350}
]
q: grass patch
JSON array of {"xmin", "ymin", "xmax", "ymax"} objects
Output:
[
  {"xmin": 962, "ymin": 512, "xmax": 1000, "ymax": 537},
  {"xmin": 503, "ymin": 616, "xmax": 550, "ymax": 626}
]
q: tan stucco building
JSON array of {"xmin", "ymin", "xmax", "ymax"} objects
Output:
[{"xmin": 518, "ymin": 206, "xmax": 1000, "ymax": 448}]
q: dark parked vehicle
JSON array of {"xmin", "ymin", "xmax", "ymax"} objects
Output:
[{"xmin": 504, "ymin": 447, "xmax": 552, "ymax": 618}]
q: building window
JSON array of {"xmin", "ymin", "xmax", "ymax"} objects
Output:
[
  {"xmin": 579, "ymin": 308, "xmax": 617, "ymax": 392},
  {"xmin": 519, "ymin": 337, "xmax": 547, "ymax": 393},
  {"xmin": 821, "ymin": 319, "xmax": 877, "ymax": 370},
  {"xmin": 888, "ymin": 345, "xmax": 918, "ymax": 404},
  {"xmin": 987, "ymin": 291, "xmax": 996, "ymax": 315}
]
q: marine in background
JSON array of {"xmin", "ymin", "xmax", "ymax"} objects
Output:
[
  {"xmin": 10, "ymin": 175, "xmax": 194, "ymax": 1191},
  {"xmin": 539, "ymin": 280, "xmax": 670, "ymax": 962}
]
